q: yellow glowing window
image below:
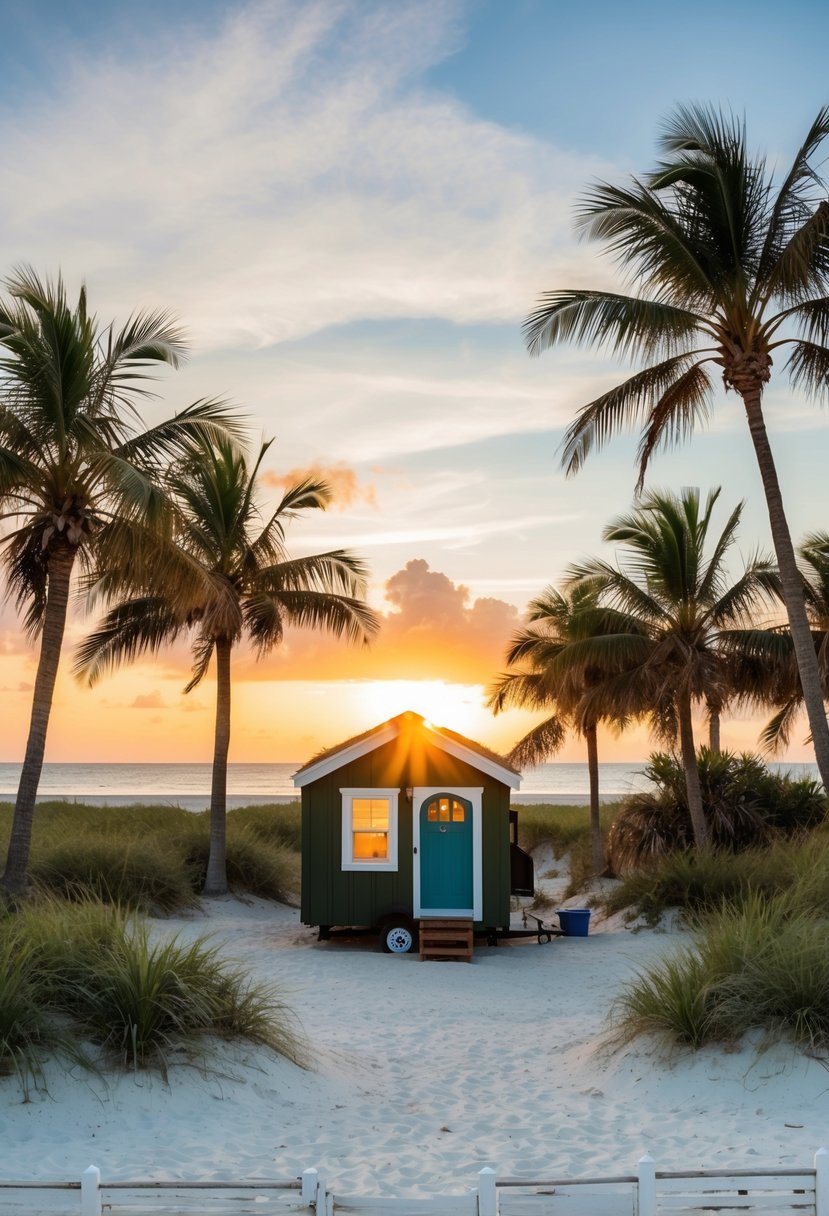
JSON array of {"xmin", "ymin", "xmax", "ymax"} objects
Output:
[{"xmin": 352, "ymin": 798, "xmax": 389, "ymax": 861}]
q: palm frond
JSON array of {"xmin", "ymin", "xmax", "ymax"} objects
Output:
[
  {"xmin": 559, "ymin": 353, "xmax": 710, "ymax": 477},
  {"xmin": 784, "ymin": 340, "xmax": 829, "ymax": 397},
  {"xmin": 73, "ymin": 597, "xmax": 181, "ymax": 685},
  {"xmin": 524, "ymin": 289, "xmax": 707, "ymax": 361},
  {"xmin": 505, "ymin": 716, "xmax": 567, "ymax": 769},
  {"xmin": 634, "ymin": 359, "xmax": 715, "ymax": 489},
  {"xmin": 256, "ymin": 591, "xmax": 378, "ymax": 649}
]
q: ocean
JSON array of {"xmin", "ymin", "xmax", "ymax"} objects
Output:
[{"xmin": 0, "ymin": 760, "xmax": 821, "ymax": 809}]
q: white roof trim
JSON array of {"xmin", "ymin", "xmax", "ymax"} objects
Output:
[
  {"xmin": 293, "ymin": 717, "xmax": 521, "ymax": 790},
  {"xmin": 293, "ymin": 724, "xmax": 399, "ymax": 787},
  {"xmin": 430, "ymin": 732, "xmax": 521, "ymax": 789}
]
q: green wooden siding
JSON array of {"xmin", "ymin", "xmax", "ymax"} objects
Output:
[{"xmin": 301, "ymin": 737, "xmax": 511, "ymax": 930}]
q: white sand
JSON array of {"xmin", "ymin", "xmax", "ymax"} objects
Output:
[{"xmin": 3, "ymin": 865, "xmax": 829, "ymax": 1194}]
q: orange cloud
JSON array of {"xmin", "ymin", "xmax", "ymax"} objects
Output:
[
  {"xmin": 233, "ymin": 557, "xmax": 519, "ymax": 684},
  {"xmin": 131, "ymin": 691, "xmax": 167, "ymax": 709},
  {"xmin": 261, "ymin": 462, "xmax": 377, "ymax": 510}
]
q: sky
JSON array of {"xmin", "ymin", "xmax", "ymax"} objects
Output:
[{"xmin": 1, "ymin": 0, "xmax": 829, "ymax": 767}]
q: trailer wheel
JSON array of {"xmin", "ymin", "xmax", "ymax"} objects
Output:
[{"xmin": 380, "ymin": 919, "xmax": 416, "ymax": 954}]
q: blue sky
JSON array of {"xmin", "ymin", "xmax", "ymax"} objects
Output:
[{"xmin": 0, "ymin": 0, "xmax": 828, "ymax": 761}]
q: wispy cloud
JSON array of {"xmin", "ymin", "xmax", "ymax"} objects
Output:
[{"xmin": 0, "ymin": 0, "xmax": 610, "ymax": 351}]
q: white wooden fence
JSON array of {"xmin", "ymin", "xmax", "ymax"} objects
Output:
[{"xmin": 1, "ymin": 1152, "xmax": 827, "ymax": 1216}]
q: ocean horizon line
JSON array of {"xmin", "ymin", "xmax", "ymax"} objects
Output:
[{"xmin": 0, "ymin": 759, "xmax": 820, "ymax": 809}]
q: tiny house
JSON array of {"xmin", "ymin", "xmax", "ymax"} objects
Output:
[{"xmin": 293, "ymin": 710, "xmax": 534, "ymax": 952}]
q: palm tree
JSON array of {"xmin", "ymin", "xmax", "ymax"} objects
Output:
[
  {"xmin": 75, "ymin": 436, "xmax": 379, "ymax": 895},
  {"xmin": 488, "ymin": 583, "xmax": 646, "ymax": 874},
  {"xmin": 734, "ymin": 531, "xmax": 829, "ymax": 752},
  {"xmin": 524, "ymin": 104, "xmax": 829, "ymax": 790},
  {"xmin": 568, "ymin": 487, "xmax": 778, "ymax": 850},
  {"xmin": 0, "ymin": 268, "xmax": 242, "ymax": 898}
]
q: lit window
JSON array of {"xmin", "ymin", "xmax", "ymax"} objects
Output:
[
  {"xmin": 341, "ymin": 789, "xmax": 399, "ymax": 871},
  {"xmin": 425, "ymin": 796, "xmax": 466, "ymax": 823}
]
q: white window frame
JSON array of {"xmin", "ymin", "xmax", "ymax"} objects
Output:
[
  {"xmin": 340, "ymin": 788, "xmax": 400, "ymax": 872},
  {"xmin": 413, "ymin": 787, "xmax": 483, "ymax": 920}
]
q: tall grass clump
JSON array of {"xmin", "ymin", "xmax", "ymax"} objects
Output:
[
  {"xmin": 614, "ymin": 892, "xmax": 829, "ymax": 1052},
  {"xmin": 0, "ymin": 921, "xmax": 64, "ymax": 1086},
  {"xmin": 70, "ymin": 921, "xmax": 306, "ymax": 1073},
  {"xmin": 2, "ymin": 895, "xmax": 307, "ymax": 1076}
]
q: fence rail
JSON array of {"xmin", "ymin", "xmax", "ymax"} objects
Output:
[{"xmin": 1, "ymin": 1153, "xmax": 827, "ymax": 1216}]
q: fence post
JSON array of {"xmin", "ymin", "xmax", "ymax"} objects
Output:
[
  {"xmin": 302, "ymin": 1169, "xmax": 319, "ymax": 1206},
  {"xmin": 478, "ymin": 1167, "xmax": 497, "ymax": 1216},
  {"xmin": 816, "ymin": 1148, "xmax": 829, "ymax": 1216},
  {"xmin": 81, "ymin": 1165, "xmax": 102, "ymax": 1216},
  {"xmin": 637, "ymin": 1154, "xmax": 656, "ymax": 1216},
  {"xmin": 315, "ymin": 1169, "xmax": 327, "ymax": 1216}
]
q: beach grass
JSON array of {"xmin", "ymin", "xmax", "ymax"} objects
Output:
[
  {"xmin": 614, "ymin": 889, "xmax": 829, "ymax": 1051},
  {"xmin": 605, "ymin": 830, "xmax": 829, "ymax": 922},
  {"xmin": 0, "ymin": 894, "xmax": 306, "ymax": 1078},
  {"xmin": 0, "ymin": 801, "xmax": 301, "ymax": 912}
]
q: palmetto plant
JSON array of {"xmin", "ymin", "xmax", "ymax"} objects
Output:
[
  {"xmin": 0, "ymin": 269, "xmax": 242, "ymax": 897},
  {"xmin": 75, "ymin": 436, "xmax": 379, "ymax": 895},
  {"xmin": 569, "ymin": 487, "xmax": 778, "ymax": 850},
  {"xmin": 525, "ymin": 104, "xmax": 829, "ymax": 791},
  {"xmin": 488, "ymin": 583, "xmax": 646, "ymax": 874}
]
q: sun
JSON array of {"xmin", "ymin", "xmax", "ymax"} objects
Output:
[{"xmin": 356, "ymin": 679, "xmax": 486, "ymax": 736}]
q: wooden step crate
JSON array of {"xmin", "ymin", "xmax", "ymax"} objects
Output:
[{"xmin": 418, "ymin": 918, "xmax": 474, "ymax": 962}]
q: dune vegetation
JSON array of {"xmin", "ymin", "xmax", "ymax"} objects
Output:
[
  {"xmin": 0, "ymin": 802, "xmax": 301, "ymax": 914},
  {"xmin": 0, "ymin": 893, "xmax": 306, "ymax": 1089}
]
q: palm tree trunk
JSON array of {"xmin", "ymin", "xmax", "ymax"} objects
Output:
[
  {"xmin": 204, "ymin": 636, "xmax": 231, "ymax": 896},
  {"xmin": 708, "ymin": 704, "xmax": 721, "ymax": 752},
  {"xmin": 585, "ymin": 721, "xmax": 604, "ymax": 873},
  {"xmin": 677, "ymin": 690, "xmax": 709, "ymax": 850},
  {"xmin": 741, "ymin": 386, "xmax": 829, "ymax": 788},
  {"xmin": 2, "ymin": 545, "xmax": 76, "ymax": 897}
]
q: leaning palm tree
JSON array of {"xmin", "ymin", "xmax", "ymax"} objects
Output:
[
  {"xmin": 525, "ymin": 104, "xmax": 829, "ymax": 789},
  {"xmin": 0, "ymin": 268, "xmax": 242, "ymax": 898},
  {"xmin": 488, "ymin": 583, "xmax": 646, "ymax": 874},
  {"xmin": 75, "ymin": 436, "xmax": 379, "ymax": 895},
  {"xmin": 569, "ymin": 487, "xmax": 778, "ymax": 850}
]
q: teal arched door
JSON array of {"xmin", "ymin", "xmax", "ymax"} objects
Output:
[{"xmin": 419, "ymin": 792, "xmax": 473, "ymax": 912}]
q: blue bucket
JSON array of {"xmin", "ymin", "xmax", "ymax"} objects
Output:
[{"xmin": 558, "ymin": 908, "xmax": 591, "ymax": 937}]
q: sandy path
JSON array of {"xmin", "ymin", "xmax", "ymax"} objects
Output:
[{"xmin": 2, "ymin": 896, "xmax": 828, "ymax": 1194}]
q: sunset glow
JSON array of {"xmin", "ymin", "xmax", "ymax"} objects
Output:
[
  {"xmin": 0, "ymin": 2, "xmax": 826, "ymax": 768},
  {"xmin": 356, "ymin": 680, "xmax": 486, "ymax": 736}
]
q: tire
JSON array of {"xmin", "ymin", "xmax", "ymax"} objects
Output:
[{"xmin": 379, "ymin": 918, "xmax": 417, "ymax": 954}]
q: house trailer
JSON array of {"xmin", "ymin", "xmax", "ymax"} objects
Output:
[{"xmin": 293, "ymin": 710, "xmax": 534, "ymax": 953}]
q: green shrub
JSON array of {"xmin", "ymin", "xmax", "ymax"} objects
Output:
[{"xmin": 607, "ymin": 749, "xmax": 826, "ymax": 874}]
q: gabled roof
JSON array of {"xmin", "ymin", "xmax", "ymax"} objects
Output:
[{"xmin": 293, "ymin": 710, "xmax": 522, "ymax": 790}]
